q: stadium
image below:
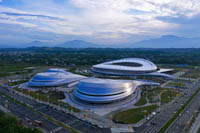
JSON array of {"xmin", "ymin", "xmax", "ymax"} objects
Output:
[
  {"xmin": 91, "ymin": 58, "xmax": 174, "ymax": 78},
  {"xmin": 74, "ymin": 78, "xmax": 138, "ymax": 103},
  {"xmin": 46, "ymin": 68, "xmax": 67, "ymax": 73},
  {"xmin": 28, "ymin": 69, "xmax": 85, "ymax": 87}
]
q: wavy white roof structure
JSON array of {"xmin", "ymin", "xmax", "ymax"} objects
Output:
[
  {"xmin": 46, "ymin": 68, "xmax": 68, "ymax": 73},
  {"xmin": 29, "ymin": 71, "xmax": 86, "ymax": 87},
  {"xmin": 74, "ymin": 78, "xmax": 137, "ymax": 103},
  {"xmin": 93, "ymin": 58, "xmax": 157, "ymax": 71},
  {"xmin": 91, "ymin": 58, "xmax": 174, "ymax": 79}
]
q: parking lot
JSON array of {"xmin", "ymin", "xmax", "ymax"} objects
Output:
[
  {"xmin": 0, "ymin": 87, "xmax": 111, "ymax": 133},
  {"xmin": 0, "ymin": 95, "xmax": 72, "ymax": 133}
]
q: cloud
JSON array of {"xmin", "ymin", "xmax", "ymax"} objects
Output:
[
  {"xmin": 0, "ymin": 0, "xmax": 200, "ymax": 45},
  {"xmin": 0, "ymin": 12, "xmax": 63, "ymax": 20}
]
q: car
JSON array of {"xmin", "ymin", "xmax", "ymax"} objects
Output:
[
  {"xmin": 25, "ymin": 117, "xmax": 32, "ymax": 123},
  {"xmin": 34, "ymin": 120, "xmax": 43, "ymax": 126},
  {"xmin": 152, "ymin": 112, "xmax": 156, "ymax": 115}
]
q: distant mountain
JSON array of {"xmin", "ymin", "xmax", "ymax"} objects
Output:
[
  {"xmin": 57, "ymin": 40, "xmax": 100, "ymax": 48},
  {"xmin": 25, "ymin": 40, "xmax": 47, "ymax": 47},
  {"xmin": 1, "ymin": 35, "xmax": 200, "ymax": 48},
  {"xmin": 128, "ymin": 35, "xmax": 200, "ymax": 48},
  {"xmin": 0, "ymin": 44, "xmax": 14, "ymax": 48}
]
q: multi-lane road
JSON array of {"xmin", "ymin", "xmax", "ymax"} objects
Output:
[
  {"xmin": 135, "ymin": 80, "xmax": 200, "ymax": 133},
  {"xmin": 0, "ymin": 86, "xmax": 111, "ymax": 133},
  {"xmin": 0, "ymin": 94, "xmax": 72, "ymax": 133},
  {"xmin": 165, "ymin": 83, "xmax": 200, "ymax": 133},
  {"xmin": 1, "ymin": 79, "xmax": 200, "ymax": 133}
]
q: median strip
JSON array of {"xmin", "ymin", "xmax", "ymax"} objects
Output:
[
  {"xmin": 158, "ymin": 87, "xmax": 200, "ymax": 133},
  {"xmin": 0, "ymin": 91, "xmax": 80, "ymax": 133}
]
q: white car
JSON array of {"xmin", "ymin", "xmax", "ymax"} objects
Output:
[{"xmin": 152, "ymin": 112, "xmax": 156, "ymax": 115}]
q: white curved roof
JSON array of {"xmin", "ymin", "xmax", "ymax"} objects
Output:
[
  {"xmin": 74, "ymin": 78, "xmax": 136, "ymax": 103},
  {"xmin": 77, "ymin": 78, "xmax": 133, "ymax": 95},
  {"xmin": 29, "ymin": 72, "xmax": 86, "ymax": 87},
  {"xmin": 46, "ymin": 68, "xmax": 68, "ymax": 73},
  {"xmin": 31, "ymin": 72, "xmax": 70, "ymax": 81},
  {"xmin": 93, "ymin": 58, "xmax": 157, "ymax": 71}
]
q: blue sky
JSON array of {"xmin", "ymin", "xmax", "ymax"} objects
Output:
[{"xmin": 0, "ymin": 0, "xmax": 200, "ymax": 46}]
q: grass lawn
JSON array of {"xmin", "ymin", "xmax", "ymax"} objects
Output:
[
  {"xmin": 8, "ymin": 79, "xmax": 29, "ymax": 86},
  {"xmin": 147, "ymin": 87, "xmax": 162, "ymax": 103},
  {"xmin": 168, "ymin": 81, "xmax": 186, "ymax": 87},
  {"xmin": 147, "ymin": 92, "xmax": 154, "ymax": 102},
  {"xmin": 0, "ymin": 110, "xmax": 41, "ymax": 133},
  {"xmin": 0, "ymin": 65, "xmax": 28, "ymax": 77},
  {"xmin": 113, "ymin": 105, "xmax": 157, "ymax": 124},
  {"xmin": 161, "ymin": 90, "xmax": 177, "ymax": 104},
  {"xmin": 181, "ymin": 69, "xmax": 200, "ymax": 79},
  {"xmin": 198, "ymin": 127, "xmax": 200, "ymax": 133},
  {"xmin": 135, "ymin": 94, "xmax": 147, "ymax": 106},
  {"xmin": 14, "ymin": 88, "xmax": 80, "ymax": 112}
]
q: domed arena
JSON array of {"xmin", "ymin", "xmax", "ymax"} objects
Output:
[
  {"xmin": 74, "ymin": 78, "xmax": 137, "ymax": 103},
  {"xmin": 29, "ymin": 71, "xmax": 85, "ymax": 87}
]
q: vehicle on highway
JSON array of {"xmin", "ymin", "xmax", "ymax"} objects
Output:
[
  {"xmin": 152, "ymin": 112, "xmax": 156, "ymax": 115},
  {"xmin": 33, "ymin": 120, "xmax": 43, "ymax": 126}
]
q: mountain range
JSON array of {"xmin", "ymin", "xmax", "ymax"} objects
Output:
[
  {"xmin": 129, "ymin": 35, "xmax": 200, "ymax": 48},
  {"xmin": 1, "ymin": 35, "xmax": 200, "ymax": 48}
]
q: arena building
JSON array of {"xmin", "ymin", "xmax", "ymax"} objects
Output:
[
  {"xmin": 28, "ymin": 69, "xmax": 85, "ymax": 87},
  {"xmin": 46, "ymin": 68, "xmax": 67, "ymax": 73},
  {"xmin": 91, "ymin": 58, "xmax": 174, "ymax": 78},
  {"xmin": 74, "ymin": 78, "xmax": 138, "ymax": 103}
]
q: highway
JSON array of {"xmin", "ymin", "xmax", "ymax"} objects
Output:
[
  {"xmin": 0, "ymin": 86, "xmax": 111, "ymax": 133},
  {"xmin": 135, "ymin": 80, "xmax": 200, "ymax": 133},
  {"xmin": 165, "ymin": 83, "xmax": 200, "ymax": 133},
  {"xmin": 0, "ymin": 94, "xmax": 72, "ymax": 133}
]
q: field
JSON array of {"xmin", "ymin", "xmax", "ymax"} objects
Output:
[
  {"xmin": 167, "ymin": 82, "xmax": 186, "ymax": 88},
  {"xmin": 14, "ymin": 88, "xmax": 80, "ymax": 112},
  {"xmin": 135, "ymin": 94, "xmax": 147, "ymax": 106},
  {"xmin": 161, "ymin": 90, "xmax": 178, "ymax": 104},
  {"xmin": 147, "ymin": 87, "xmax": 162, "ymax": 103},
  {"xmin": 8, "ymin": 79, "xmax": 29, "ymax": 86},
  {"xmin": 0, "ymin": 65, "xmax": 28, "ymax": 77},
  {"xmin": 0, "ymin": 110, "xmax": 40, "ymax": 133},
  {"xmin": 181, "ymin": 69, "xmax": 200, "ymax": 79},
  {"xmin": 113, "ymin": 105, "xmax": 157, "ymax": 124}
]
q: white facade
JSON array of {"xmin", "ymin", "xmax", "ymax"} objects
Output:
[
  {"xmin": 91, "ymin": 58, "xmax": 174, "ymax": 78},
  {"xmin": 74, "ymin": 78, "xmax": 137, "ymax": 103},
  {"xmin": 29, "ymin": 69, "xmax": 86, "ymax": 87}
]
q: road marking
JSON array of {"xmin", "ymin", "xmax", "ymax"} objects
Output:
[{"xmin": 51, "ymin": 127, "xmax": 63, "ymax": 133}]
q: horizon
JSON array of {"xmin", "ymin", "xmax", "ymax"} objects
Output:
[{"xmin": 0, "ymin": 0, "xmax": 200, "ymax": 47}]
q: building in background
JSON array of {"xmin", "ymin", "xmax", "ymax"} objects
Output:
[{"xmin": 91, "ymin": 58, "xmax": 174, "ymax": 79}]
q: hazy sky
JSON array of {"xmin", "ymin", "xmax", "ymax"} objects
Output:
[{"xmin": 0, "ymin": 0, "xmax": 200, "ymax": 46}]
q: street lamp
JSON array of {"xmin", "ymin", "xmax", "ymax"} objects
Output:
[
  {"xmin": 5, "ymin": 100, "xmax": 8, "ymax": 109},
  {"xmin": 109, "ymin": 115, "xmax": 113, "ymax": 128}
]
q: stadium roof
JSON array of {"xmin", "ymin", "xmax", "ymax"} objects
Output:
[{"xmin": 93, "ymin": 58, "xmax": 157, "ymax": 71}]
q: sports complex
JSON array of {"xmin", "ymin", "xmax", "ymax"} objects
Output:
[
  {"xmin": 91, "ymin": 58, "xmax": 173, "ymax": 79},
  {"xmin": 22, "ymin": 58, "xmax": 173, "ymax": 105}
]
